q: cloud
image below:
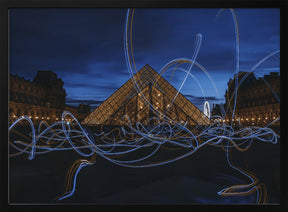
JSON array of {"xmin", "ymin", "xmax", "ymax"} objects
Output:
[
  {"xmin": 9, "ymin": 8, "xmax": 279, "ymax": 105},
  {"xmin": 66, "ymin": 97, "xmax": 103, "ymax": 110},
  {"xmin": 184, "ymin": 94, "xmax": 224, "ymax": 111}
]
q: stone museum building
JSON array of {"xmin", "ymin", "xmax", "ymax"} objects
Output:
[
  {"xmin": 9, "ymin": 70, "xmax": 90, "ymax": 124},
  {"xmin": 212, "ymin": 71, "xmax": 280, "ymax": 126}
]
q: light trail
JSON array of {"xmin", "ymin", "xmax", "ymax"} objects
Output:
[
  {"xmin": 204, "ymin": 101, "xmax": 210, "ymax": 119},
  {"xmin": 9, "ymin": 8, "xmax": 280, "ymax": 204},
  {"xmin": 9, "ymin": 110, "xmax": 279, "ymax": 202}
]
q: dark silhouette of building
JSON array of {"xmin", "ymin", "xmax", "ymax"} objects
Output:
[
  {"xmin": 65, "ymin": 104, "xmax": 92, "ymax": 122},
  {"xmin": 33, "ymin": 70, "xmax": 66, "ymax": 109},
  {"xmin": 212, "ymin": 71, "xmax": 280, "ymax": 126},
  {"xmin": 9, "ymin": 70, "xmax": 91, "ymax": 124},
  {"xmin": 211, "ymin": 103, "xmax": 225, "ymax": 117}
]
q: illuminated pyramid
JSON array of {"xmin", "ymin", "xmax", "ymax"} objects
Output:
[{"xmin": 82, "ymin": 64, "xmax": 210, "ymax": 127}]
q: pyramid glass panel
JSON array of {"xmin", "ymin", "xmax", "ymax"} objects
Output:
[{"xmin": 82, "ymin": 64, "xmax": 210, "ymax": 131}]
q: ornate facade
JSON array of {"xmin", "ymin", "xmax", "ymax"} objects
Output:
[
  {"xmin": 9, "ymin": 71, "xmax": 90, "ymax": 124},
  {"xmin": 212, "ymin": 71, "xmax": 280, "ymax": 126}
]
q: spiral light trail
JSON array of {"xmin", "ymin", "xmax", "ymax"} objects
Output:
[{"xmin": 9, "ymin": 8, "xmax": 280, "ymax": 203}]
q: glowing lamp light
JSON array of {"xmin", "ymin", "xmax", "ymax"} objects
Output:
[
  {"xmin": 36, "ymin": 116, "xmax": 39, "ymax": 119},
  {"xmin": 13, "ymin": 115, "xmax": 16, "ymax": 118},
  {"xmin": 157, "ymin": 93, "xmax": 161, "ymax": 97},
  {"xmin": 7, "ymin": 10, "xmax": 279, "ymax": 201}
]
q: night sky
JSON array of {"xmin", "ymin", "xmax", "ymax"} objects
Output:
[{"xmin": 9, "ymin": 8, "xmax": 280, "ymax": 111}]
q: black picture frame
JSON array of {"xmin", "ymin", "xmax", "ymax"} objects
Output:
[{"xmin": 1, "ymin": 0, "xmax": 287, "ymax": 211}]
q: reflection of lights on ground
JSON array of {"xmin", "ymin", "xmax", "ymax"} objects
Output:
[
  {"xmin": 9, "ymin": 109, "xmax": 279, "ymax": 202},
  {"xmin": 8, "ymin": 8, "xmax": 279, "ymax": 204}
]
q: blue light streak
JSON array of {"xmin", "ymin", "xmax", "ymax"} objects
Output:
[{"xmin": 9, "ymin": 8, "xmax": 280, "ymax": 203}]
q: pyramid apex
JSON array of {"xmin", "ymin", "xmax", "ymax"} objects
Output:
[
  {"xmin": 143, "ymin": 64, "xmax": 153, "ymax": 69},
  {"xmin": 139, "ymin": 64, "xmax": 157, "ymax": 73},
  {"xmin": 82, "ymin": 63, "xmax": 210, "ymax": 127}
]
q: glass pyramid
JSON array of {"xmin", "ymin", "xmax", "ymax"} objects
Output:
[{"xmin": 82, "ymin": 64, "xmax": 210, "ymax": 129}]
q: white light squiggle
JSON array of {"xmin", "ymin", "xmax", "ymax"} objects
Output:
[{"xmin": 9, "ymin": 8, "xmax": 280, "ymax": 204}]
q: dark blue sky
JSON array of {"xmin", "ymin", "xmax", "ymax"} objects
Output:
[{"xmin": 9, "ymin": 8, "xmax": 279, "ymax": 110}]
